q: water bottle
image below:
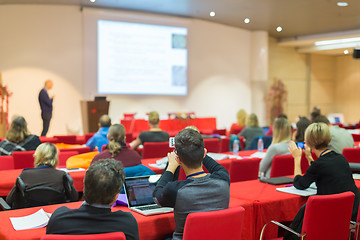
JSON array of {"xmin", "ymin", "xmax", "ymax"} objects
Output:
[
  {"xmin": 233, "ymin": 138, "xmax": 240, "ymax": 155},
  {"xmin": 257, "ymin": 136, "xmax": 264, "ymax": 152}
]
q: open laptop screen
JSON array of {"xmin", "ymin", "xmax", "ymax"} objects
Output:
[{"xmin": 124, "ymin": 176, "xmax": 157, "ymax": 207}]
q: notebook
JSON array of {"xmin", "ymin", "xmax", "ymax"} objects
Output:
[
  {"xmin": 260, "ymin": 176, "xmax": 294, "ymax": 185},
  {"xmin": 124, "ymin": 175, "xmax": 173, "ymax": 216}
]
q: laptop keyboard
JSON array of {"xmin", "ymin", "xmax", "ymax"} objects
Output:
[{"xmin": 136, "ymin": 205, "xmax": 162, "ymax": 211}]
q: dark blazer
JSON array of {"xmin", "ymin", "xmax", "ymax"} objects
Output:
[
  {"xmin": 38, "ymin": 88, "xmax": 53, "ymax": 113},
  {"xmin": 46, "ymin": 204, "xmax": 139, "ymax": 240},
  {"xmin": 6, "ymin": 166, "xmax": 78, "ymax": 209}
]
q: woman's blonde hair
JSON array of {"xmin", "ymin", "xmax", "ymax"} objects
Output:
[
  {"xmin": 236, "ymin": 109, "xmax": 247, "ymax": 127},
  {"xmin": 33, "ymin": 143, "xmax": 58, "ymax": 168},
  {"xmin": 272, "ymin": 117, "xmax": 292, "ymax": 144},
  {"xmin": 7, "ymin": 116, "xmax": 30, "ymax": 143},
  {"xmin": 304, "ymin": 123, "xmax": 331, "ymax": 150},
  {"xmin": 246, "ymin": 113, "xmax": 259, "ymax": 127},
  {"xmin": 107, "ymin": 124, "xmax": 126, "ymax": 157},
  {"xmin": 148, "ymin": 111, "xmax": 160, "ymax": 125}
]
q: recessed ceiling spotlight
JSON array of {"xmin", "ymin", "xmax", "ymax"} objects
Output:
[
  {"xmin": 276, "ymin": 26, "xmax": 282, "ymax": 32},
  {"xmin": 344, "ymin": 50, "xmax": 349, "ymax": 54},
  {"xmin": 337, "ymin": 2, "xmax": 348, "ymax": 6},
  {"xmin": 209, "ymin": 11, "xmax": 216, "ymax": 17},
  {"xmin": 90, "ymin": 0, "xmax": 96, "ymax": 2},
  {"xmin": 244, "ymin": 18, "xmax": 250, "ymax": 24}
]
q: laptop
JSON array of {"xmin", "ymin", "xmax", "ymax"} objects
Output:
[
  {"xmin": 124, "ymin": 175, "xmax": 173, "ymax": 216},
  {"xmin": 260, "ymin": 176, "xmax": 294, "ymax": 185}
]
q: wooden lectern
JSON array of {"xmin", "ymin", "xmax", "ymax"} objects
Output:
[{"xmin": 80, "ymin": 100, "xmax": 110, "ymax": 134}]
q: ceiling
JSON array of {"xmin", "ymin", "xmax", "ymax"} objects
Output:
[{"xmin": 1, "ymin": 0, "xmax": 360, "ymax": 55}]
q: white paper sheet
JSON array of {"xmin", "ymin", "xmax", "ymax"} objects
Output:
[{"xmin": 10, "ymin": 208, "xmax": 51, "ymax": 231}]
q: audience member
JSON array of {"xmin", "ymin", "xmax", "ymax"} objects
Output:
[
  {"xmin": 130, "ymin": 111, "xmax": 169, "ymax": 150},
  {"xmin": 238, "ymin": 113, "xmax": 263, "ymax": 150},
  {"xmin": 292, "ymin": 116, "xmax": 311, "ymax": 142},
  {"xmin": 313, "ymin": 115, "xmax": 354, "ymax": 154},
  {"xmin": 259, "ymin": 117, "xmax": 292, "ymax": 178},
  {"xmin": 39, "ymin": 79, "xmax": 54, "ymax": 136},
  {"xmin": 46, "ymin": 159, "xmax": 139, "ymax": 239},
  {"xmin": 309, "ymin": 106, "xmax": 321, "ymax": 122},
  {"xmin": 229, "ymin": 109, "xmax": 247, "ymax": 135},
  {"xmin": 6, "ymin": 143, "xmax": 78, "ymax": 209},
  {"xmin": 91, "ymin": 124, "xmax": 141, "ymax": 167},
  {"xmin": 86, "ymin": 114, "xmax": 111, "ymax": 152},
  {"xmin": 0, "ymin": 116, "xmax": 41, "ymax": 155},
  {"xmin": 286, "ymin": 123, "xmax": 359, "ymax": 240},
  {"xmin": 265, "ymin": 113, "xmax": 288, "ymax": 136},
  {"xmin": 153, "ymin": 128, "xmax": 230, "ymax": 240}
]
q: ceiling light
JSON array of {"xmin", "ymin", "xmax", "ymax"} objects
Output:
[
  {"xmin": 315, "ymin": 37, "xmax": 360, "ymax": 46},
  {"xmin": 276, "ymin": 26, "xmax": 282, "ymax": 32},
  {"xmin": 244, "ymin": 18, "xmax": 250, "ymax": 24},
  {"xmin": 90, "ymin": 0, "xmax": 96, "ymax": 2},
  {"xmin": 209, "ymin": 11, "xmax": 216, "ymax": 17},
  {"xmin": 337, "ymin": 2, "xmax": 348, "ymax": 6},
  {"xmin": 344, "ymin": 50, "xmax": 349, "ymax": 54}
]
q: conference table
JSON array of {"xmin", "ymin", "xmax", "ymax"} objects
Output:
[{"xmin": 0, "ymin": 197, "xmax": 253, "ymax": 240}]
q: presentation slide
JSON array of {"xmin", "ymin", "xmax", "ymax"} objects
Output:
[{"xmin": 98, "ymin": 20, "xmax": 188, "ymax": 95}]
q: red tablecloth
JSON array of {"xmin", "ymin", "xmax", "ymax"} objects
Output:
[
  {"xmin": 121, "ymin": 118, "xmax": 217, "ymax": 136},
  {"xmin": 0, "ymin": 197, "xmax": 252, "ymax": 240},
  {"xmin": 230, "ymin": 179, "xmax": 308, "ymax": 239}
]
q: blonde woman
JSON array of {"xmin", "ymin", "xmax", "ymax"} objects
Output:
[
  {"xmin": 130, "ymin": 111, "xmax": 169, "ymax": 150},
  {"xmin": 229, "ymin": 109, "xmax": 247, "ymax": 135},
  {"xmin": 0, "ymin": 116, "xmax": 41, "ymax": 155},
  {"xmin": 238, "ymin": 113, "xmax": 263, "ymax": 150},
  {"xmin": 91, "ymin": 124, "xmax": 141, "ymax": 167},
  {"xmin": 259, "ymin": 117, "xmax": 292, "ymax": 178},
  {"xmin": 6, "ymin": 143, "xmax": 78, "ymax": 209}
]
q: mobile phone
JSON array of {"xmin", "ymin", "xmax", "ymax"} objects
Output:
[
  {"xmin": 296, "ymin": 142, "xmax": 305, "ymax": 149},
  {"xmin": 169, "ymin": 137, "xmax": 175, "ymax": 148}
]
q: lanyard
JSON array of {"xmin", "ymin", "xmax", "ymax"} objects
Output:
[
  {"xmin": 320, "ymin": 149, "xmax": 330, "ymax": 157},
  {"xmin": 186, "ymin": 171, "xmax": 206, "ymax": 179}
]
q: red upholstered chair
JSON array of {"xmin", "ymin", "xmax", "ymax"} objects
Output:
[
  {"xmin": 125, "ymin": 133, "xmax": 134, "ymax": 143},
  {"xmin": 230, "ymin": 158, "xmax": 261, "ymax": 182},
  {"xmin": 183, "ymin": 207, "xmax": 245, "ymax": 240},
  {"xmin": 212, "ymin": 129, "xmax": 226, "ymax": 135},
  {"xmin": 239, "ymin": 136, "xmax": 245, "ymax": 150},
  {"xmin": 39, "ymin": 137, "xmax": 61, "ymax": 144},
  {"xmin": 352, "ymin": 134, "xmax": 360, "ymax": 142},
  {"xmin": 84, "ymin": 133, "xmax": 95, "ymax": 142},
  {"xmin": 204, "ymin": 138, "xmax": 220, "ymax": 153},
  {"xmin": 41, "ymin": 232, "xmax": 126, "ymax": 240},
  {"xmin": 142, "ymin": 142, "xmax": 171, "ymax": 159},
  {"xmin": 58, "ymin": 151, "xmax": 78, "ymax": 168},
  {"xmin": 260, "ymin": 191, "xmax": 355, "ymax": 240},
  {"xmin": 0, "ymin": 155, "xmax": 14, "ymax": 170},
  {"xmin": 12, "ymin": 151, "xmax": 35, "ymax": 169},
  {"xmin": 53, "ymin": 135, "xmax": 78, "ymax": 145},
  {"xmin": 343, "ymin": 147, "xmax": 360, "ymax": 163},
  {"xmin": 59, "ymin": 147, "xmax": 92, "ymax": 155},
  {"xmin": 270, "ymin": 155, "xmax": 294, "ymax": 178},
  {"xmin": 219, "ymin": 137, "xmax": 230, "ymax": 152}
]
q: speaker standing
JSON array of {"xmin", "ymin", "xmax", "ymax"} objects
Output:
[{"xmin": 38, "ymin": 80, "xmax": 54, "ymax": 136}]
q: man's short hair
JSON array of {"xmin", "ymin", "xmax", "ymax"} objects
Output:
[
  {"xmin": 313, "ymin": 115, "xmax": 330, "ymax": 125},
  {"xmin": 310, "ymin": 107, "xmax": 321, "ymax": 121},
  {"xmin": 175, "ymin": 128, "xmax": 204, "ymax": 169},
  {"xmin": 99, "ymin": 115, "xmax": 111, "ymax": 127},
  {"xmin": 84, "ymin": 159, "xmax": 125, "ymax": 205},
  {"xmin": 304, "ymin": 123, "xmax": 331, "ymax": 150}
]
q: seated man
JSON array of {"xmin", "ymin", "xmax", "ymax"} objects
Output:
[
  {"xmin": 86, "ymin": 115, "xmax": 111, "ymax": 152},
  {"xmin": 153, "ymin": 128, "xmax": 230, "ymax": 240},
  {"xmin": 46, "ymin": 159, "xmax": 139, "ymax": 240},
  {"xmin": 314, "ymin": 115, "xmax": 354, "ymax": 154}
]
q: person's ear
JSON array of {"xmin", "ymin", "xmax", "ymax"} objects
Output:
[
  {"xmin": 110, "ymin": 193, "xmax": 119, "ymax": 206},
  {"xmin": 203, "ymin": 148, "xmax": 208, "ymax": 158}
]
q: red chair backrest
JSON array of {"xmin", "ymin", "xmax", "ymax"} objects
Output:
[
  {"xmin": 352, "ymin": 134, "xmax": 360, "ymax": 142},
  {"xmin": 59, "ymin": 147, "xmax": 92, "ymax": 155},
  {"xmin": 39, "ymin": 137, "xmax": 60, "ymax": 144},
  {"xmin": 84, "ymin": 133, "xmax": 95, "ymax": 142},
  {"xmin": 220, "ymin": 137, "xmax": 230, "ymax": 152},
  {"xmin": 0, "ymin": 155, "xmax": 14, "ymax": 170},
  {"xmin": 230, "ymin": 158, "xmax": 261, "ymax": 182},
  {"xmin": 58, "ymin": 151, "xmax": 78, "ymax": 168},
  {"xmin": 125, "ymin": 133, "xmax": 134, "ymax": 143},
  {"xmin": 183, "ymin": 207, "xmax": 245, "ymax": 240},
  {"xmin": 12, "ymin": 151, "xmax": 35, "ymax": 169},
  {"xmin": 270, "ymin": 155, "xmax": 294, "ymax": 178},
  {"xmin": 213, "ymin": 129, "xmax": 226, "ymax": 135},
  {"xmin": 343, "ymin": 147, "xmax": 360, "ymax": 163},
  {"xmin": 239, "ymin": 136, "xmax": 245, "ymax": 150},
  {"xmin": 54, "ymin": 135, "xmax": 78, "ymax": 145},
  {"xmin": 142, "ymin": 142, "xmax": 171, "ymax": 159},
  {"xmin": 302, "ymin": 192, "xmax": 354, "ymax": 240},
  {"xmin": 204, "ymin": 138, "xmax": 220, "ymax": 153},
  {"xmin": 41, "ymin": 232, "xmax": 126, "ymax": 240}
]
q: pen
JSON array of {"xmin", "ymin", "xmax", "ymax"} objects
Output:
[{"xmin": 285, "ymin": 185, "xmax": 293, "ymax": 187}]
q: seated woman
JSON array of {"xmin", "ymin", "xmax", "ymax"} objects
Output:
[
  {"xmin": 91, "ymin": 124, "xmax": 142, "ymax": 167},
  {"xmin": 285, "ymin": 123, "xmax": 360, "ymax": 240},
  {"xmin": 229, "ymin": 109, "xmax": 247, "ymax": 135},
  {"xmin": 237, "ymin": 113, "xmax": 263, "ymax": 150},
  {"xmin": 259, "ymin": 117, "xmax": 292, "ymax": 178},
  {"xmin": 6, "ymin": 143, "xmax": 78, "ymax": 209},
  {"xmin": 0, "ymin": 116, "xmax": 41, "ymax": 155},
  {"xmin": 130, "ymin": 111, "xmax": 169, "ymax": 150},
  {"xmin": 292, "ymin": 116, "xmax": 311, "ymax": 142}
]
